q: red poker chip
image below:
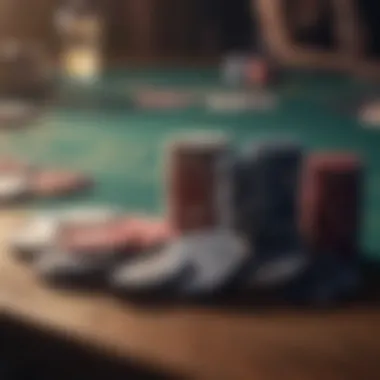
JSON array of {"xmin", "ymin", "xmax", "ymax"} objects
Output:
[{"xmin": 30, "ymin": 170, "xmax": 93, "ymax": 197}]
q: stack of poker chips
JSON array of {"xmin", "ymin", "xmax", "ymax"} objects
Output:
[
  {"xmin": 234, "ymin": 141, "xmax": 303, "ymax": 254},
  {"xmin": 111, "ymin": 133, "xmax": 249, "ymax": 297},
  {"xmin": 8, "ymin": 133, "xmax": 364, "ymax": 304},
  {"xmin": 232, "ymin": 141, "xmax": 308, "ymax": 289},
  {"xmin": 166, "ymin": 133, "xmax": 232, "ymax": 233},
  {"xmin": 300, "ymin": 153, "xmax": 363, "ymax": 258}
]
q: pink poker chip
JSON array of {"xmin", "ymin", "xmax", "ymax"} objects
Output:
[
  {"xmin": 136, "ymin": 219, "xmax": 177, "ymax": 250},
  {"xmin": 30, "ymin": 170, "xmax": 93, "ymax": 197},
  {"xmin": 60, "ymin": 218, "xmax": 136, "ymax": 254},
  {"xmin": 59, "ymin": 216, "xmax": 177, "ymax": 256}
]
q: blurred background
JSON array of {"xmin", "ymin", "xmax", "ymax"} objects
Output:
[{"xmin": 0, "ymin": 0, "xmax": 378, "ymax": 62}]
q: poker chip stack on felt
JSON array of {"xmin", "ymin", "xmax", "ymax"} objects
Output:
[
  {"xmin": 167, "ymin": 133, "xmax": 232, "ymax": 233},
  {"xmin": 234, "ymin": 141, "xmax": 308, "ymax": 289},
  {"xmin": 237, "ymin": 141, "xmax": 303, "ymax": 251},
  {"xmin": 300, "ymin": 153, "xmax": 363, "ymax": 258}
]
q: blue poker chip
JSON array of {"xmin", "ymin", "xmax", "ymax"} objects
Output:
[{"xmin": 177, "ymin": 230, "xmax": 249, "ymax": 296}]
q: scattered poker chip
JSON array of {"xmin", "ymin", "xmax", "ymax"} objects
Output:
[
  {"xmin": 58, "ymin": 218, "xmax": 136, "ymax": 255},
  {"xmin": 132, "ymin": 217, "xmax": 176, "ymax": 251},
  {"xmin": 10, "ymin": 212, "xmax": 60, "ymax": 262},
  {"xmin": 177, "ymin": 230, "xmax": 249, "ymax": 296},
  {"xmin": 10, "ymin": 206, "xmax": 121, "ymax": 262},
  {"xmin": 204, "ymin": 92, "xmax": 277, "ymax": 112},
  {"xmin": 35, "ymin": 215, "xmax": 177, "ymax": 290},
  {"xmin": 133, "ymin": 88, "xmax": 195, "ymax": 110},
  {"xmin": 111, "ymin": 229, "xmax": 249, "ymax": 297},
  {"xmin": 109, "ymin": 241, "xmax": 189, "ymax": 295},
  {"xmin": 29, "ymin": 170, "xmax": 93, "ymax": 198}
]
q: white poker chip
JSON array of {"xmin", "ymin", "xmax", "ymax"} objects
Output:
[
  {"xmin": 110, "ymin": 243, "xmax": 187, "ymax": 292},
  {"xmin": 178, "ymin": 229, "xmax": 249, "ymax": 295},
  {"xmin": 0, "ymin": 174, "xmax": 28, "ymax": 202},
  {"xmin": 250, "ymin": 252, "xmax": 309, "ymax": 289},
  {"xmin": 10, "ymin": 214, "xmax": 60, "ymax": 261}
]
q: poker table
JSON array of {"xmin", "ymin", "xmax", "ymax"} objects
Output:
[
  {"xmin": 1, "ymin": 67, "xmax": 380, "ymax": 380},
  {"xmin": 2, "ymin": 67, "xmax": 380, "ymax": 256}
]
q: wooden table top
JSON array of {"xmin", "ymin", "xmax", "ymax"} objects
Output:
[{"xmin": 1, "ymin": 211, "xmax": 380, "ymax": 380}]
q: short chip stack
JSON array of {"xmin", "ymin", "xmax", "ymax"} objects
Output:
[
  {"xmin": 221, "ymin": 54, "xmax": 278, "ymax": 88},
  {"xmin": 167, "ymin": 134, "xmax": 231, "ymax": 233},
  {"xmin": 300, "ymin": 153, "xmax": 362, "ymax": 257},
  {"xmin": 235, "ymin": 141, "xmax": 303, "ymax": 255}
]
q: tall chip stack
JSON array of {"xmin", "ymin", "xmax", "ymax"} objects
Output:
[
  {"xmin": 300, "ymin": 153, "xmax": 363, "ymax": 257},
  {"xmin": 234, "ymin": 141, "xmax": 304, "ymax": 256},
  {"xmin": 167, "ymin": 133, "xmax": 231, "ymax": 234}
]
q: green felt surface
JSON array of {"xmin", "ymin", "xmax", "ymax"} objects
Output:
[{"xmin": 2, "ymin": 68, "xmax": 380, "ymax": 257}]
